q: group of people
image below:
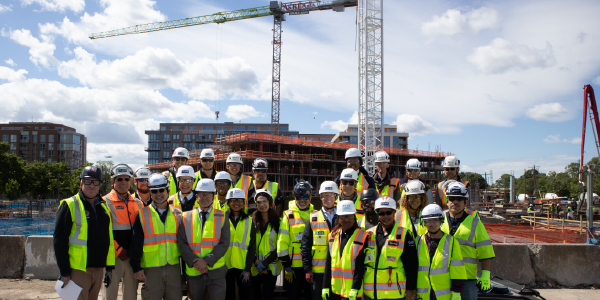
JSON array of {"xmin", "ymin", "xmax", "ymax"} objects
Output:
[{"xmin": 53, "ymin": 147, "xmax": 495, "ymax": 300}]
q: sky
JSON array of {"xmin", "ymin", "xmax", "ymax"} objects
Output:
[{"xmin": 1, "ymin": 0, "xmax": 600, "ymax": 182}]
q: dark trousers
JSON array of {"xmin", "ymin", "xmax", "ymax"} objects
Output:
[
  {"xmin": 312, "ymin": 273, "xmax": 330, "ymax": 300},
  {"xmin": 225, "ymin": 268, "xmax": 253, "ymax": 300},
  {"xmin": 284, "ymin": 267, "xmax": 312, "ymax": 300},
  {"xmin": 251, "ymin": 274, "xmax": 277, "ymax": 300}
]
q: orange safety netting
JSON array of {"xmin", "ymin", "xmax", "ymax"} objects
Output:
[{"xmin": 484, "ymin": 223, "xmax": 587, "ymax": 244}]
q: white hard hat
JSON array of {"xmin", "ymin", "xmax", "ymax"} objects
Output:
[
  {"xmin": 200, "ymin": 148, "xmax": 215, "ymax": 159},
  {"xmin": 195, "ymin": 178, "xmax": 216, "ymax": 192},
  {"xmin": 111, "ymin": 164, "xmax": 134, "ymax": 179},
  {"xmin": 134, "ymin": 167, "xmax": 151, "ymax": 179},
  {"xmin": 375, "ymin": 151, "xmax": 390, "ymax": 163},
  {"xmin": 445, "ymin": 181, "xmax": 469, "ymax": 198},
  {"xmin": 404, "ymin": 180, "xmax": 425, "ymax": 195},
  {"xmin": 148, "ymin": 173, "xmax": 169, "ymax": 190},
  {"xmin": 337, "ymin": 200, "xmax": 357, "ymax": 215},
  {"xmin": 172, "ymin": 147, "xmax": 190, "ymax": 159},
  {"xmin": 406, "ymin": 158, "xmax": 421, "ymax": 170},
  {"xmin": 252, "ymin": 158, "xmax": 268, "ymax": 170},
  {"xmin": 345, "ymin": 148, "xmax": 362, "ymax": 159},
  {"xmin": 340, "ymin": 168, "xmax": 358, "ymax": 181},
  {"xmin": 254, "ymin": 189, "xmax": 273, "ymax": 204},
  {"xmin": 227, "ymin": 153, "xmax": 243, "ymax": 164},
  {"xmin": 374, "ymin": 196, "xmax": 396, "ymax": 211},
  {"xmin": 214, "ymin": 171, "xmax": 232, "ymax": 182},
  {"xmin": 226, "ymin": 188, "xmax": 246, "ymax": 200},
  {"xmin": 176, "ymin": 165, "xmax": 194, "ymax": 178},
  {"xmin": 442, "ymin": 156, "xmax": 460, "ymax": 168},
  {"xmin": 319, "ymin": 181, "xmax": 339, "ymax": 195},
  {"xmin": 421, "ymin": 204, "xmax": 444, "ymax": 221}
]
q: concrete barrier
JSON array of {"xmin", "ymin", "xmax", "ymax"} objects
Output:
[
  {"xmin": 489, "ymin": 244, "xmax": 535, "ymax": 285},
  {"xmin": 0, "ymin": 235, "xmax": 27, "ymax": 278},
  {"xmin": 24, "ymin": 235, "xmax": 59, "ymax": 279},
  {"xmin": 528, "ymin": 244, "xmax": 600, "ymax": 286}
]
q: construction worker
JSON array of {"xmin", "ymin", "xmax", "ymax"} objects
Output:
[
  {"xmin": 357, "ymin": 189, "xmax": 379, "ymax": 230},
  {"xmin": 373, "ymin": 151, "xmax": 401, "ymax": 201},
  {"xmin": 301, "ymin": 181, "xmax": 339, "ymax": 300},
  {"xmin": 278, "ymin": 181, "xmax": 315, "ymax": 300},
  {"xmin": 321, "ymin": 200, "xmax": 368, "ymax": 300},
  {"xmin": 129, "ymin": 173, "xmax": 182, "ymax": 300},
  {"xmin": 163, "ymin": 147, "xmax": 190, "ymax": 196},
  {"xmin": 363, "ymin": 196, "xmax": 418, "ymax": 300},
  {"xmin": 416, "ymin": 204, "xmax": 467, "ymax": 300},
  {"xmin": 435, "ymin": 156, "xmax": 470, "ymax": 209},
  {"xmin": 250, "ymin": 189, "xmax": 283, "ymax": 300},
  {"xmin": 226, "ymin": 153, "xmax": 252, "ymax": 204},
  {"xmin": 225, "ymin": 188, "xmax": 256, "ymax": 300},
  {"xmin": 401, "ymin": 158, "xmax": 434, "ymax": 204},
  {"xmin": 396, "ymin": 180, "xmax": 428, "ymax": 240},
  {"xmin": 53, "ymin": 166, "xmax": 115, "ymax": 300},
  {"xmin": 170, "ymin": 165, "xmax": 198, "ymax": 211},
  {"xmin": 247, "ymin": 158, "xmax": 284, "ymax": 216},
  {"xmin": 104, "ymin": 164, "xmax": 143, "ymax": 300},
  {"xmin": 441, "ymin": 182, "xmax": 495, "ymax": 300},
  {"xmin": 193, "ymin": 148, "xmax": 217, "ymax": 190},
  {"xmin": 567, "ymin": 205, "xmax": 574, "ymax": 219},
  {"xmin": 177, "ymin": 178, "xmax": 231, "ymax": 300},
  {"xmin": 335, "ymin": 148, "xmax": 375, "ymax": 195},
  {"xmin": 338, "ymin": 168, "xmax": 363, "ymax": 213},
  {"xmin": 133, "ymin": 167, "xmax": 152, "ymax": 206},
  {"xmin": 213, "ymin": 171, "xmax": 233, "ymax": 211}
]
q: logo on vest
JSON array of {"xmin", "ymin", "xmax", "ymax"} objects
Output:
[
  {"xmin": 387, "ymin": 256, "xmax": 396, "ymax": 262},
  {"xmin": 388, "ymin": 240, "xmax": 399, "ymax": 246},
  {"xmin": 316, "ymin": 231, "xmax": 325, "ymax": 235}
]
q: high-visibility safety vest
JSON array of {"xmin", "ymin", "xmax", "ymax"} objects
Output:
[
  {"xmin": 103, "ymin": 190, "xmax": 143, "ymax": 257},
  {"xmin": 277, "ymin": 202, "xmax": 314, "ymax": 268},
  {"xmin": 192, "ymin": 170, "xmax": 215, "ymax": 190},
  {"xmin": 395, "ymin": 208, "xmax": 426, "ymax": 239},
  {"xmin": 309, "ymin": 210, "xmax": 331, "ymax": 273},
  {"xmin": 226, "ymin": 216, "xmax": 252, "ymax": 269},
  {"xmin": 251, "ymin": 222, "xmax": 283, "ymax": 276},
  {"xmin": 357, "ymin": 217, "xmax": 374, "ymax": 229},
  {"xmin": 170, "ymin": 193, "xmax": 199, "ymax": 211},
  {"xmin": 441, "ymin": 211, "xmax": 494, "ymax": 279},
  {"xmin": 378, "ymin": 178, "xmax": 401, "ymax": 198},
  {"xmin": 61, "ymin": 194, "xmax": 115, "ymax": 272},
  {"xmin": 213, "ymin": 194, "xmax": 229, "ymax": 212},
  {"xmin": 328, "ymin": 228, "xmax": 368, "ymax": 298},
  {"xmin": 416, "ymin": 233, "xmax": 466, "ymax": 300},
  {"xmin": 162, "ymin": 171, "xmax": 178, "ymax": 196},
  {"xmin": 253, "ymin": 180, "xmax": 279, "ymax": 208},
  {"xmin": 437, "ymin": 179, "xmax": 469, "ymax": 206},
  {"xmin": 230, "ymin": 174, "xmax": 252, "ymax": 212},
  {"xmin": 364, "ymin": 224, "xmax": 408, "ymax": 299},
  {"xmin": 182, "ymin": 208, "xmax": 229, "ymax": 276},
  {"xmin": 138, "ymin": 205, "xmax": 182, "ymax": 268}
]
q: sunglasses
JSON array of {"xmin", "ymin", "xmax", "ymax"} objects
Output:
[
  {"xmin": 444, "ymin": 168, "xmax": 456, "ymax": 171},
  {"xmin": 150, "ymin": 189, "xmax": 166, "ymax": 194},
  {"xmin": 136, "ymin": 178, "xmax": 149, "ymax": 182},
  {"xmin": 338, "ymin": 215, "xmax": 354, "ymax": 219},
  {"xmin": 361, "ymin": 199, "xmax": 376, "ymax": 204},
  {"xmin": 377, "ymin": 210, "xmax": 394, "ymax": 216},
  {"xmin": 297, "ymin": 196, "xmax": 310, "ymax": 201},
  {"xmin": 83, "ymin": 179, "xmax": 101, "ymax": 186},
  {"xmin": 254, "ymin": 170, "xmax": 267, "ymax": 173},
  {"xmin": 229, "ymin": 199, "xmax": 245, "ymax": 204},
  {"xmin": 201, "ymin": 159, "xmax": 214, "ymax": 163},
  {"xmin": 447, "ymin": 197, "xmax": 467, "ymax": 202},
  {"xmin": 179, "ymin": 178, "xmax": 194, "ymax": 184},
  {"xmin": 116, "ymin": 177, "xmax": 130, "ymax": 182},
  {"xmin": 341, "ymin": 180, "xmax": 355, "ymax": 186}
]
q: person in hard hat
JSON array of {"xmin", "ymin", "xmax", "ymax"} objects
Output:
[
  {"xmin": 416, "ymin": 204, "xmax": 466, "ymax": 300},
  {"xmin": 104, "ymin": 164, "xmax": 143, "ymax": 300},
  {"xmin": 193, "ymin": 148, "xmax": 217, "ymax": 190},
  {"xmin": 396, "ymin": 180, "xmax": 428, "ymax": 240},
  {"xmin": 133, "ymin": 167, "xmax": 152, "ymax": 206},
  {"xmin": 334, "ymin": 148, "xmax": 375, "ymax": 195},
  {"xmin": 129, "ymin": 173, "xmax": 182, "ymax": 300},
  {"xmin": 357, "ymin": 189, "xmax": 379, "ymax": 230},
  {"xmin": 53, "ymin": 166, "xmax": 115, "ymax": 300},
  {"xmin": 226, "ymin": 153, "xmax": 252, "ymax": 208},
  {"xmin": 322, "ymin": 200, "xmax": 368, "ymax": 300},
  {"xmin": 441, "ymin": 182, "xmax": 495, "ymax": 300},
  {"xmin": 224, "ymin": 188, "xmax": 256, "ymax": 300},
  {"xmin": 213, "ymin": 171, "xmax": 233, "ymax": 211},
  {"xmin": 278, "ymin": 181, "xmax": 315, "ymax": 300},
  {"xmin": 435, "ymin": 156, "xmax": 470, "ymax": 209},
  {"xmin": 177, "ymin": 178, "xmax": 231, "ymax": 300},
  {"xmin": 169, "ymin": 165, "xmax": 199, "ymax": 212},
  {"xmin": 250, "ymin": 189, "xmax": 283, "ymax": 300},
  {"xmin": 567, "ymin": 205, "xmax": 574, "ymax": 219},
  {"xmin": 338, "ymin": 168, "xmax": 363, "ymax": 214},
  {"xmin": 400, "ymin": 158, "xmax": 434, "ymax": 204},
  {"xmin": 300, "ymin": 181, "xmax": 339, "ymax": 300},
  {"xmin": 247, "ymin": 158, "xmax": 284, "ymax": 216},
  {"xmin": 364, "ymin": 196, "xmax": 418, "ymax": 300},
  {"xmin": 373, "ymin": 151, "xmax": 401, "ymax": 201},
  {"xmin": 163, "ymin": 147, "xmax": 190, "ymax": 196}
]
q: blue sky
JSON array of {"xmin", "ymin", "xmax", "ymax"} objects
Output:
[{"xmin": 1, "ymin": 0, "xmax": 600, "ymax": 180}]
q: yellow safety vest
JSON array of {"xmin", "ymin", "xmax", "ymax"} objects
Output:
[
  {"xmin": 309, "ymin": 210, "xmax": 331, "ymax": 273},
  {"xmin": 182, "ymin": 208, "xmax": 229, "ymax": 276},
  {"xmin": 378, "ymin": 178, "xmax": 401, "ymax": 198},
  {"xmin": 395, "ymin": 208, "xmax": 426, "ymax": 239},
  {"xmin": 170, "ymin": 193, "xmax": 199, "ymax": 211},
  {"xmin": 226, "ymin": 216, "xmax": 252, "ymax": 269},
  {"xmin": 441, "ymin": 210, "xmax": 494, "ymax": 279},
  {"xmin": 213, "ymin": 194, "xmax": 229, "ymax": 212},
  {"xmin": 138, "ymin": 205, "xmax": 182, "ymax": 268},
  {"xmin": 230, "ymin": 174, "xmax": 252, "ymax": 212},
  {"xmin": 364, "ymin": 224, "xmax": 408, "ymax": 299},
  {"xmin": 329, "ymin": 228, "xmax": 368, "ymax": 298},
  {"xmin": 252, "ymin": 180, "xmax": 279, "ymax": 209},
  {"xmin": 251, "ymin": 222, "xmax": 283, "ymax": 276},
  {"xmin": 61, "ymin": 194, "xmax": 115, "ymax": 272},
  {"xmin": 416, "ymin": 233, "xmax": 467, "ymax": 300},
  {"xmin": 277, "ymin": 202, "xmax": 314, "ymax": 268},
  {"xmin": 162, "ymin": 171, "xmax": 177, "ymax": 197}
]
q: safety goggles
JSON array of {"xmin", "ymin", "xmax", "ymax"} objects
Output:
[
  {"xmin": 377, "ymin": 210, "xmax": 394, "ymax": 216},
  {"xmin": 444, "ymin": 167, "xmax": 456, "ymax": 171},
  {"xmin": 201, "ymin": 159, "xmax": 214, "ymax": 163},
  {"xmin": 179, "ymin": 178, "xmax": 194, "ymax": 184},
  {"xmin": 361, "ymin": 199, "xmax": 376, "ymax": 205},
  {"xmin": 116, "ymin": 177, "xmax": 130, "ymax": 182},
  {"xmin": 150, "ymin": 189, "xmax": 166, "ymax": 194},
  {"xmin": 83, "ymin": 179, "xmax": 101, "ymax": 186},
  {"xmin": 341, "ymin": 180, "xmax": 355, "ymax": 186},
  {"xmin": 173, "ymin": 157, "xmax": 187, "ymax": 162},
  {"xmin": 136, "ymin": 178, "xmax": 149, "ymax": 182}
]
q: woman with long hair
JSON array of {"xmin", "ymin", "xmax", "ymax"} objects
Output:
[{"xmin": 396, "ymin": 180, "xmax": 428, "ymax": 239}]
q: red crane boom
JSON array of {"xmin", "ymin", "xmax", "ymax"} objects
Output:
[{"xmin": 580, "ymin": 85, "xmax": 600, "ymax": 182}]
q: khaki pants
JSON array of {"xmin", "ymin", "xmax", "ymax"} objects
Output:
[
  {"xmin": 106, "ymin": 258, "xmax": 139, "ymax": 300},
  {"xmin": 70, "ymin": 268, "xmax": 104, "ymax": 300},
  {"xmin": 140, "ymin": 264, "xmax": 182, "ymax": 300}
]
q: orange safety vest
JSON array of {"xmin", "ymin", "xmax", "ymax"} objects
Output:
[
  {"xmin": 231, "ymin": 174, "xmax": 252, "ymax": 213},
  {"xmin": 103, "ymin": 190, "xmax": 143, "ymax": 256}
]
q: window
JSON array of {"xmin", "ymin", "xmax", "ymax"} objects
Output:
[
  {"xmin": 40, "ymin": 144, "xmax": 46, "ymax": 150},
  {"xmin": 172, "ymin": 134, "xmax": 180, "ymax": 140},
  {"xmin": 163, "ymin": 134, "xmax": 171, "ymax": 142},
  {"xmin": 49, "ymin": 135, "xmax": 54, "ymax": 142},
  {"xmin": 148, "ymin": 143, "xmax": 159, "ymax": 150},
  {"xmin": 48, "ymin": 150, "xmax": 53, "ymax": 157},
  {"xmin": 263, "ymin": 126, "xmax": 269, "ymax": 131},
  {"xmin": 248, "ymin": 127, "xmax": 258, "ymax": 131},
  {"xmin": 148, "ymin": 152, "xmax": 159, "ymax": 159},
  {"xmin": 33, "ymin": 135, "xmax": 37, "ymax": 143},
  {"xmin": 389, "ymin": 128, "xmax": 396, "ymax": 133},
  {"xmin": 49, "ymin": 143, "xmax": 54, "ymax": 150},
  {"xmin": 10, "ymin": 143, "xmax": 16, "ymax": 150},
  {"xmin": 232, "ymin": 127, "xmax": 245, "ymax": 131},
  {"xmin": 197, "ymin": 144, "xmax": 205, "ymax": 149},
  {"xmin": 32, "ymin": 151, "xmax": 36, "ymax": 158},
  {"xmin": 306, "ymin": 137, "xmax": 317, "ymax": 141},
  {"xmin": 2, "ymin": 135, "xmax": 8, "ymax": 141},
  {"xmin": 148, "ymin": 159, "xmax": 159, "ymax": 165},
  {"xmin": 11, "ymin": 135, "xmax": 17, "ymax": 142},
  {"xmin": 280, "ymin": 127, "xmax": 289, "ymax": 131},
  {"xmin": 320, "ymin": 138, "xmax": 329, "ymax": 142},
  {"xmin": 56, "ymin": 127, "xmax": 62, "ymax": 132},
  {"xmin": 163, "ymin": 151, "xmax": 171, "ymax": 159},
  {"xmin": 188, "ymin": 126, "xmax": 197, "ymax": 130},
  {"xmin": 160, "ymin": 126, "xmax": 166, "ymax": 131},
  {"xmin": 163, "ymin": 143, "xmax": 170, "ymax": 149},
  {"xmin": 40, "ymin": 151, "xmax": 45, "ymax": 158},
  {"xmin": 204, "ymin": 126, "xmax": 213, "ymax": 131},
  {"xmin": 183, "ymin": 134, "xmax": 192, "ymax": 142},
  {"xmin": 349, "ymin": 128, "xmax": 358, "ymax": 132},
  {"xmin": 19, "ymin": 151, "xmax": 28, "ymax": 158},
  {"xmin": 384, "ymin": 136, "xmax": 390, "ymax": 148},
  {"xmin": 350, "ymin": 136, "xmax": 358, "ymax": 144},
  {"xmin": 216, "ymin": 127, "xmax": 222, "ymax": 130},
  {"xmin": 32, "ymin": 144, "xmax": 37, "ymax": 150},
  {"xmin": 172, "ymin": 144, "xmax": 178, "ymax": 150},
  {"xmin": 148, "ymin": 134, "xmax": 159, "ymax": 142},
  {"xmin": 41, "ymin": 126, "xmax": 49, "ymax": 130},
  {"xmin": 20, "ymin": 135, "xmax": 29, "ymax": 143},
  {"xmin": 40, "ymin": 135, "xmax": 46, "ymax": 143}
]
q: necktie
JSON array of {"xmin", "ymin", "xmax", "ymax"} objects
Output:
[{"xmin": 201, "ymin": 211, "xmax": 208, "ymax": 227}]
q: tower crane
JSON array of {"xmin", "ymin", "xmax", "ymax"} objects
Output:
[{"xmin": 90, "ymin": 0, "xmax": 385, "ymax": 176}]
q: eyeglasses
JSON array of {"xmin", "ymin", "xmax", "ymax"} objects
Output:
[
  {"xmin": 150, "ymin": 189, "xmax": 166, "ymax": 194},
  {"xmin": 341, "ymin": 180, "xmax": 355, "ymax": 186},
  {"xmin": 321, "ymin": 194, "xmax": 336, "ymax": 199},
  {"xmin": 197, "ymin": 193, "xmax": 213, "ymax": 198},
  {"xmin": 215, "ymin": 181, "xmax": 230, "ymax": 186},
  {"xmin": 179, "ymin": 178, "xmax": 194, "ymax": 184},
  {"xmin": 377, "ymin": 210, "xmax": 394, "ymax": 216},
  {"xmin": 173, "ymin": 157, "xmax": 187, "ymax": 162},
  {"xmin": 254, "ymin": 170, "xmax": 267, "ymax": 173},
  {"xmin": 444, "ymin": 168, "xmax": 456, "ymax": 171},
  {"xmin": 361, "ymin": 199, "xmax": 376, "ymax": 204},
  {"xmin": 136, "ymin": 178, "xmax": 148, "ymax": 182},
  {"xmin": 229, "ymin": 199, "xmax": 245, "ymax": 204},
  {"xmin": 83, "ymin": 179, "xmax": 101, "ymax": 186},
  {"xmin": 338, "ymin": 215, "xmax": 354, "ymax": 219},
  {"xmin": 297, "ymin": 196, "xmax": 310, "ymax": 201},
  {"xmin": 256, "ymin": 200, "xmax": 270, "ymax": 206},
  {"xmin": 201, "ymin": 159, "xmax": 214, "ymax": 163},
  {"xmin": 116, "ymin": 177, "xmax": 130, "ymax": 182}
]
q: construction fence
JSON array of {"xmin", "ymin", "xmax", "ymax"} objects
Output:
[{"xmin": 0, "ymin": 218, "xmax": 55, "ymax": 236}]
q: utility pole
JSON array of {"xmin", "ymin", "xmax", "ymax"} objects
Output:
[{"xmin": 587, "ymin": 164, "xmax": 594, "ymax": 237}]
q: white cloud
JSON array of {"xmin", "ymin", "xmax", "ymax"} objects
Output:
[
  {"xmin": 593, "ymin": 76, "xmax": 600, "ymax": 85},
  {"xmin": 543, "ymin": 134, "xmax": 581, "ymax": 144},
  {"xmin": 224, "ymin": 105, "xmax": 263, "ymax": 120},
  {"xmin": 392, "ymin": 114, "xmax": 438, "ymax": 136},
  {"xmin": 461, "ymin": 155, "xmax": 579, "ymax": 177},
  {"xmin": 20, "ymin": 0, "xmax": 84, "ymax": 13},
  {"xmin": 0, "ymin": 4, "xmax": 12, "ymax": 13},
  {"xmin": 4, "ymin": 59, "xmax": 16, "ymax": 66},
  {"xmin": 526, "ymin": 103, "xmax": 571, "ymax": 122},
  {"xmin": 0, "ymin": 66, "xmax": 28, "ymax": 82},
  {"xmin": 467, "ymin": 38, "xmax": 556, "ymax": 74},
  {"xmin": 321, "ymin": 111, "xmax": 358, "ymax": 132},
  {"xmin": 9, "ymin": 29, "xmax": 58, "ymax": 68},
  {"xmin": 422, "ymin": 7, "xmax": 501, "ymax": 36}
]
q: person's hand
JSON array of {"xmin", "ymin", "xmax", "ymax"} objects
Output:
[
  {"xmin": 133, "ymin": 270, "xmax": 146, "ymax": 281},
  {"xmin": 348, "ymin": 289, "xmax": 359, "ymax": 300},
  {"xmin": 451, "ymin": 291, "xmax": 461, "ymax": 300},
  {"xmin": 103, "ymin": 271, "xmax": 112, "ymax": 288},
  {"xmin": 305, "ymin": 270, "xmax": 313, "ymax": 283},
  {"xmin": 321, "ymin": 288, "xmax": 330, "ymax": 300},
  {"xmin": 477, "ymin": 270, "xmax": 491, "ymax": 292},
  {"xmin": 58, "ymin": 276, "xmax": 70, "ymax": 288},
  {"xmin": 256, "ymin": 261, "xmax": 267, "ymax": 273},
  {"xmin": 199, "ymin": 267, "xmax": 209, "ymax": 274},
  {"xmin": 284, "ymin": 267, "xmax": 294, "ymax": 283},
  {"xmin": 405, "ymin": 289, "xmax": 415, "ymax": 300},
  {"xmin": 240, "ymin": 271, "xmax": 251, "ymax": 285},
  {"xmin": 118, "ymin": 249, "xmax": 129, "ymax": 261},
  {"xmin": 193, "ymin": 258, "xmax": 207, "ymax": 271}
]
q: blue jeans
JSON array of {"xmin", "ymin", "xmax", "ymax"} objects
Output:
[{"xmin": 462, "ymin": 279, "xmax": 478, "ymax": 300}]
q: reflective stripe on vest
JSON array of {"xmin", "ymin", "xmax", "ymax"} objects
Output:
[
  {"xmin": 170, "ymin": 193, "xmax": 199, "ymax": 211},
  {"xmin": 163, "ymin": 171, "xmax": 177, "ymax": 197},
  {"xmin": 183, "ymin": 208, "xmax": 227, "ymax": 276},
  {"xmin": 192, "ymin": 171, "xmax": 203, "ymax": 190},
  {"xmin": 364, "ymin": 225, "xmax": 408, "ymax": 299},
  {"xmin": 251, "ymin": 223, "xmax": 283, "ymax": 276},
  {"xmin": 379, "ymin": 178, "xmax": 400, "ymax": 197},
  {"xmin": 416, "ymin": 234, "xmax": 465, "ymax": 300},
  {"xmin": 103, "ymin": 191, "xmax": 143, "ymax": 231},
  {"xmin": 139, "ymin": 205, "xmax": 181, "ymax": 268},
  {"xmin": 310, "ymin": 210, "xmax": 330, "ymax": 273},
  {"xmin": 396, "ymin": 208, "xmax": 424, "ymax": 239},
  {"xmin": 356, "ymin": 172, "xmax": 368, "ymax": 195},
  {"xmin": 213, "ymin": 195, "xmax": 229, "ymax": 212},
  {"xmin": 233, "ymin": 174, "xmax": 252, "ymax": 213},
  {"xmin": 329, "ymin": 228, "xmax": 367, "ymax": 298},
  {"xmin": 227, "ymin": 217, "xmax": 252, "ymax": 269}
]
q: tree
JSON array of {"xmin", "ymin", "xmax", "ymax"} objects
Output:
[
  {"xmin": 458, "ymin": 172, "xmax": 488, "ymax": 190},
  {"xmin": 5, "ymin": 179, "xmax": 20, "ymax": 200},
  {"xmin": 494, "ymin": 174, "xmax": 512, "ymax": 189},
  {"xmin": 94, "ymin": 160, "xmax": 114, "ymax": 194},
  {"xmin": 0, "ymin": 142, "xmax": 26, "ymax": 196},
  {"xmin": 70, "ymin": 162, "xmax": 94, "ymax": 195}
]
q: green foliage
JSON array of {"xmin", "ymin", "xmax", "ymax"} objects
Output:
[
  {"xmin": 458, "ymin": 172, "xmax": 488, "ymax": 189},
  {"xmin": 5, "ymin": 179, "xmax": 20, "ymax": 200},
  {"xmin": 94, "ymin": 160, "xmax": 114, "ymax": 194},
  {"xmin": 0, "ymin": 141, "xmax": 26, "ymax": 195}
]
